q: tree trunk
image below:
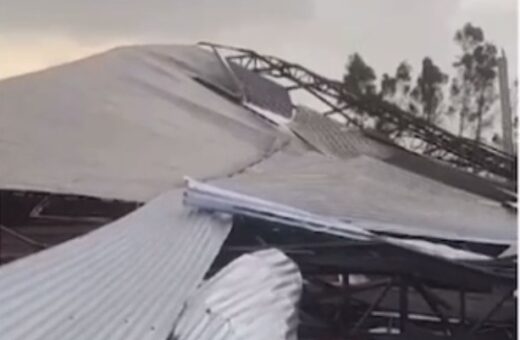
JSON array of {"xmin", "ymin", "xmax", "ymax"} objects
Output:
[
  {"xmin": 458, "ymin": 106, "xmax": 466, "ymax": 137},
  {"xmin": 475, "ymin": 92, "xmax": 486, "ymax": 142},
  {"xmin": 458, "ymin": 87, "xmax": 470, "ymax": 137},
  {"xmin": 425, "ymin": 87, "xmax": 434, "ymax": 123}
]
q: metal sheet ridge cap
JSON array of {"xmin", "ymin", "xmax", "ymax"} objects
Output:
[{"xmin": 183, "ymin": 177, "xmax": 372, "ymax": 239}]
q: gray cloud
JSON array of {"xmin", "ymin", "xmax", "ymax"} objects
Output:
[
  {"xmin": 0, "ymin": 0, "xmax": 313, "ymax": 40},
  {"xmin": 0, "ymin": 0, "xmax": 516, "ymax": 82}
]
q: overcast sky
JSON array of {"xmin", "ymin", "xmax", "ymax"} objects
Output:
[{"xmin": 1, "ymin": 0, "xmax": 517, "ymax": 83}]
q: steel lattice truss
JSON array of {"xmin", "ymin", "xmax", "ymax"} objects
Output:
[{"xmin": 200, "ymin": 42, "xmax": 517, "ymax": 182}]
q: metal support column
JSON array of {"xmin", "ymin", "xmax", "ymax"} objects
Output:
[
  {"xmin": 399, "ymin": 277, "xmax": 409, "ymax": 333},
  {"xmin": 460, "ymin": 289, "xmax": 466, "ymax": 326}
]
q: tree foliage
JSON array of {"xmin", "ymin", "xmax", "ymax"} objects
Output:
[
  {"xmin": 341, "ymin": 22, "xmax": 500, "ymax": 146},
  {"xmin": 380, "ymin": 73, "xmax": 396, "ymax": 98},
  {"xmin": 451, "ymin": 23, "xmax": 498, "ymax": 141},
  {"xmin": 380, "ymin": 61, "xmax": 412, "ymax": 94},
  {"xmin": 343, "ymin": 53, "xmax": 377, "ymax": 96},
  {"xmin": 411, "ymin": 57, "xmax": 448, "ymax": 124},
  {"xmin": 379, "ymin": 61, "xmax": 414, "ymax": 114}
]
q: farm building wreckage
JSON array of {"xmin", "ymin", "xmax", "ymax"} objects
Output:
[{"xmin": 0, "ymin": 42, "xmax": 517, "ymax": 340}]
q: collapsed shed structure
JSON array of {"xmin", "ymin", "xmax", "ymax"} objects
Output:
[{"xmin": 0, "ymin": 42, "xmax": 517, "ymax": 340}]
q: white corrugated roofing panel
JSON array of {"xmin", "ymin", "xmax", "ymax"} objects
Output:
[
  {"xmin": 291, "ymin": 106, "xmax": 515, "ymax": 203},
  {"xmin": 207, "ymin": 151, "xmax": 516, "ymax": 245},
  {"xmin": 0, "ymin": 44, "xmax": 282, "ymax": 201},
  {"xmin": 0, "ymin": 190, "xmax": 231, "ymax": 340},
  {"xmin": 290, "ymin": 106, "xmax": 393, "ymax": 160},
  {"xmin": 184, "ymin": 178, "xmax": 490, "ymax": 261},
  {"xmin": 173, "ymin": 249, "xmax": 302, "ymax": 340}
]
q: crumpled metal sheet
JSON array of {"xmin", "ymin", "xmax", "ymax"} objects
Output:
[
  {"xmin": 172, "ymin": 249, "xmax": 302, "ymax": 340},
  {"xmin": 184, "ymin": 178, "xmax": 491, "ymax": 261},
  {"xmin": 208, "ymin": 148, "xmax": 516, "ymax": 245},
  {"xmin": 0, "ymin": 190, "xmax": 231, "ymax": 340}
]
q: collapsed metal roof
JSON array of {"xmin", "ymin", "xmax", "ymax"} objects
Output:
[
  {"xmin": 207, "ymin": 147, "xmax": 515, "ymax": 245},
  {"xmin": 0, "ymin": 45, "xmax": 285, "ymax": 201},
  {"xmin": 184, "ymin": 179, "xmax": 502, "ymax": 262},
  {"xmin": 0, "ymin": 191, "xmax": 231, "ymax": 340},
  {"xmin": 184, "ymin": 178, "xmax": 515, "ymax": 338},
  {"xmin": 0, "ymin": 42, "xmax": 516, "ymax": 339},
  {"xmin": 203, "ymin": 42, "xmax": 516, "ymax": 182}
]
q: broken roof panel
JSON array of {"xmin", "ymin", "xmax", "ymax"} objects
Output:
[
  {"xmin": 0, "ymin": 45, "xmax": 284, "ymax": 201},
  {"xmin": 206, "ymin": 151, "xmax": 516, "ymax": 245},
  {"xmin": 290, "ymin": 106, "xmax": 394, "ymax": 160},
  {"xmin": 228, "ymin": 61, "xmax": 294, "ymax": 118},
  {"xmin": 290, "ymin": 107, "xmax": 515, "ymax": 203},
  {"xmin": 172, "ymin": 249, "xmax": 302, "ymax": 340},
  {"xmin": 184, "ymin": 179, "xmax": 516, "ymax": 289},
  {"xmin": 185, "ymin": 179, "xmax": 494, "ymax": 261},
  {"xmin": 0, "ymin": 191, "xmax": 231, "ymax": 340}
]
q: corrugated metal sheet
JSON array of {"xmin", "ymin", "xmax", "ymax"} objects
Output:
[
  {"xmin": 207, "ymin": 150, "xmax": 516, "ymax": 245},
  {"xmin": 184, "ymin": 179, "xmax": 490, "ymax": 261},
  {"xmin": 290, "ymin": 107, "xmax": 515, "ymax": 202},
  {"xmin": 185, "ymin": 178, "xmax": 372, "ymax": 241},
  {"xmin": 0, "ymin": 44, "xmax": 284, "ymax": 201},
  {"xmin": 172, "ymin": 249, "xmax": 302, "ymax": 340},
  {"xmin": 0, "ymin": 190, "xmax": 231, "ymax": 340},
  {"xmin": 290, "ymin": 106, "xmax": 393, "ymax": 160}
]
